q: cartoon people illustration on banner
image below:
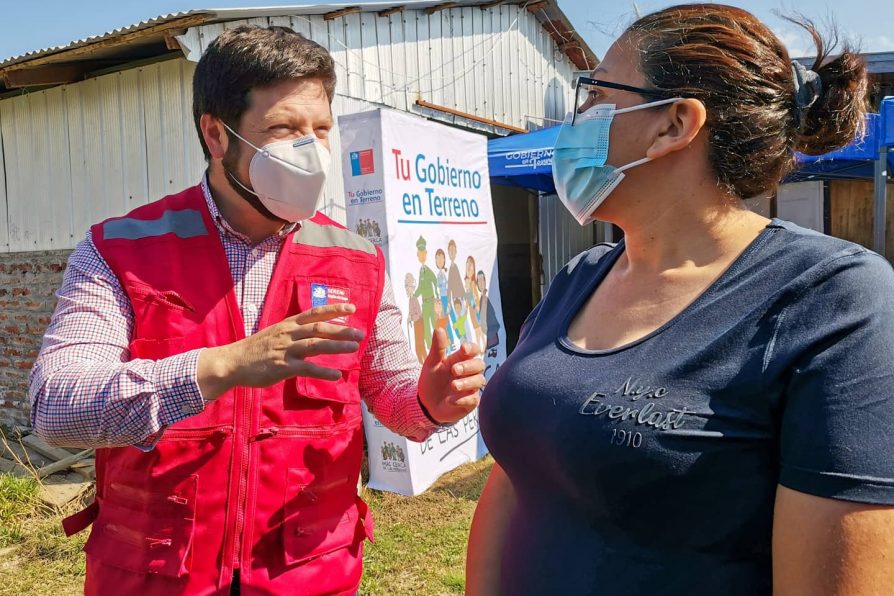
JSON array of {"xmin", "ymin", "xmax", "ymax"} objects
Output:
[
  {"xmin": 381, "ymin": 441, "xmax": 406, "ymax": 463},
  {"xmin": 414, "ymin": 236, "xmax": 439, "ymax": 352},
  {"xmin": 447, "ymin": 240, "xmax": 465, "ymax": 316},
  {"xmin": 354, "ymin": 218, "xmax": 382, "ymax": 244},
  {"xmin": 404, "ymin": 272, "xmax": 426, "ymax": 364},
  {"xmin": 404, "ymin": 237, "xmax": 503, "ymax": 363},
  {"xmin": 465, "ymin": 256, "xmax": 487, "ymax": 351},
  {"xmin": 453, "ymin": 297, "xmax": 471, "ymax": 342},
  {"xmin": 435, "ymin": 248, "xmax": 455, "ymax": 345},
  {"xmin": 477, "ymin": 270, "xmax": 501, "ymax": 357}
]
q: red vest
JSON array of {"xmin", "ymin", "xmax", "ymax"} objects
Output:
[{"xmin": 64, "ymin": 185, "xmax": 385, "ymax": 595}]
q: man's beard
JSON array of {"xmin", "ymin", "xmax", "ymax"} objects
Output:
[{"xmin": 221, "ymin": 143, "xmax": 285, "ymax": 223}]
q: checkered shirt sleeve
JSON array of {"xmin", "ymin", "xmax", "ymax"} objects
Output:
[
  {"xmin": 28, "ymin": 235, "xmax": 205, "ymax": 449},
  {"xmin": 360, "ymin": 279, "xmax": 437, "ymax": 442},
  {"xmin": 29, "ymin": 231, "xmax": 436, "ymax": 448}
]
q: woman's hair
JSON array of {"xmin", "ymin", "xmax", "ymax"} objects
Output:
[{"xmin": 626, "ymin": 4, "xmax": 867, "ymax": 198}]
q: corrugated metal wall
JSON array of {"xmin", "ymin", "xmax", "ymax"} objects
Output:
[
  {"xmin": 0, "ymin": 5, "xmax": 576, "ymax": 253},
  {"xmin": 0, "ymin": 58, "xmax": 203, "ymax": 252},
  {"xmin": 539, "ymin": 193, "xmax": 595, "ymax": 292},
  {"xmin": 179, "ymin": 6, "xmax": 574, "ymax": 131}
]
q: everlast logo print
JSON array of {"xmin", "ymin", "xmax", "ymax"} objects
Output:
[{"xmin": 579, "ymin": 377, "xmax": 693, "ymax": 448}]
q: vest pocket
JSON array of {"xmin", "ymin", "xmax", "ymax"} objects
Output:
[
  {"xmin": 282, "ymin": 468, "xmax": 372, "ymax": 566},
  {"xmin": 126, "ymin": 281, "xmax": 200, "ymax": 338},
  {"xmin": 84, "ymin": 474, "xmax": 197, "ymax": 578},
  {"xmin": 298, "ymin": 367, "xmax": 362, "ymax": 404}
]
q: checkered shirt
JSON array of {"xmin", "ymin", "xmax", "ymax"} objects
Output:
[{"xmin": 29, "ymin": 176, "xmax": 435, "ymax": 448}]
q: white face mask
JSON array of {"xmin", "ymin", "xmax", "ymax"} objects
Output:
[{"xmin": 223, "ymin": 123, "xmax": 331, "ymax": 223}]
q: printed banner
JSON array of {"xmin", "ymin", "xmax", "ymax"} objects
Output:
[{"xmin": 339, "ymin": 108, "xmax": 505, "ymax": 495}]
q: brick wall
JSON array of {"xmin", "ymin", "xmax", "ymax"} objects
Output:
[{"xmin": 0, "ymin": 250, "xmax": 71, "ymax": 427}]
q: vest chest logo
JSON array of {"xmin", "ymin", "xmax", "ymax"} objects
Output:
[{"xmin": 311, "ymin": 283, "xmax": 351, "ymax": 324}]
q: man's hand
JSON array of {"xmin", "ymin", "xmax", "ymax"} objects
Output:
[
  {"xmin": 418, "ymin": 328, "xmax": 486, "ymax": 424},
  {"xmin": 198, "ymin": 304, "xmax": 364, "ymax": 400}
]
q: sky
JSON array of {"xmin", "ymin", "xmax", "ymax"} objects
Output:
[{"xmin": 0, "ymin": 0, "xmax": 890, "ymax": 62}]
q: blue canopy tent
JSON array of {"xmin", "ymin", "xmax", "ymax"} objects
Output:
[
  {"xmin": 488, "ymin": 125, "xmax": 559, "ymax": 194},
  {"xmin": 792, "ymin": 97, "xmax": 893, "ymax": 255},
  {"xmin": 792, "ymin": 98, "xmax": 894, "ymax": 180},
  {"xmin": 487, "ymin": 98, "xmax": 893, "ymax": 255}
]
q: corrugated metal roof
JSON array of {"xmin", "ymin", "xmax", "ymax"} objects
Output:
[
  {"xmin": 0, "ymin": 10, "xmax": 211, "ymax": 69},
  {"xmin": 0, "ymin": 2, "xmax": 598, "ymax": 71}
]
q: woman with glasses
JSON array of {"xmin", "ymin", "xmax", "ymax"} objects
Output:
[{"xmin": 467, "ymin": 4, "xmax": 894, "ymax": 595}]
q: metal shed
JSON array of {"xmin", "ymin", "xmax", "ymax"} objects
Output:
[
  {"xmin": 0, "ymin": 1, "xmax": 596, "ymax": 252},
  {"xmin": 0, "ymin": 1, "xmax": 598, "ymax": 425}
]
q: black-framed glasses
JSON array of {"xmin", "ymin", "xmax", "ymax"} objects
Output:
[{"xmin": 572, "ymin": 76, "xmax": 674, "ymax": 124}]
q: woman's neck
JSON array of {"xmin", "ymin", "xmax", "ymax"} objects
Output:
[{"xmin": 609, "ymin": 188, "xmax": 771, "ymax": 275}]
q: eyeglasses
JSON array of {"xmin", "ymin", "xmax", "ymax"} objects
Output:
[{"xmin": 572, "ymin": 76, "xmax": 674, "ymax": 124}]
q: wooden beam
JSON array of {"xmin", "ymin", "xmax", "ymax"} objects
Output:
[
  {"xmin": 324, "ymin": 6, "xmax": 362, "ymax": 21},
  {"xmin": 426, "ymin": 2, "xmax": 458, "ymax": 15},
  {"xmin": 2, "ymin": 63, "xmax": 97, "ymax": 88},
  {"xmin": 525, "ymin": 1, "xmax": 549, "ymax": 13},
  {"xmin": 164, "ymin": 29, "xmax": 187, "ymax": 52},
  {"xmin": 415, "ymin": 99, "xmax": 527, "ymax": 133},
  {"xmin": 378, "ymin": 6, "xmax": 405, "ymax": 17},
  {"xmin": 21, "ymin": 434, "xmax": 76, "ymax": 463},
  {"xmin": 37, "ymin": 449, "xmax": 93, "ymax": 479},
  {"xmin": 0, "ymin": 14, "xmax": 210, "ymax": 72},
  {"xmin": 479, "ymin": 0, "xmax": 506, "ymax": 9},
  {"xmin": 71, "ymin": 458, "xmax": 96, "ymax": 481}
]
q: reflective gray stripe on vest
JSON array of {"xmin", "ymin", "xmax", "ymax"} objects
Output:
[
  {"xmin": 103, "ymin": 209, "xmax": 208, "ymax": 240},
  {"xmin": 293, "ymin": 219, "xmax": 376, "ymax": 255}
]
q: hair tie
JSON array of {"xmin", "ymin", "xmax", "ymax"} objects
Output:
[{"xmin": 791, "ymin": 61, "xmax": 823, "ymax": 128}]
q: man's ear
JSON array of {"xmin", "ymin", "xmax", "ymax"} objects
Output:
[
  {"xmin": 645, "ymin": 98, "xmax": 707, "ymax": 160},
  {"xmin": 200, "ymin": 114, "xmax": 229, "ymax": 160}
]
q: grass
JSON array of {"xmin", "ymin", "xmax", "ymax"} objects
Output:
[
  {"xmin": 0, "ymin": 474, "xmax": 89, "ymax": 596},
  {"xmin": 360, "ymin": 456, "xmax": 492, "ymax": 595},
  {"xmin": 0, "ymin": 456, "xmax": 493, "ymax": 596}
]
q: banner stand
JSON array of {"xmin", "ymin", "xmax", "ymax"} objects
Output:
[{"xmin": 339, "ymin": 108, "xmax": 506, "ymax": 495}]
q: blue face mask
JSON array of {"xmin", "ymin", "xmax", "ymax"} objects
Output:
[{"xmin": 552, "ymin": 97, "xmax": 681, "ymax": 226}]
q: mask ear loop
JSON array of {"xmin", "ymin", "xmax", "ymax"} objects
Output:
[
  {"xmin": 220, "ymin": 123, "xmax": 262, "ymax": 197},
  {"xmin": 223, "ymin": 122, "xmax": 318, "ymax": 173},
  {"xmin": 612, "ymin": 97, "xmax": 682, "ymax": 115},
  {"xmin": 226, "ymin": 170, "xmax": 259, "ymax": 197},
  {"xmin": 222, "ymin": 123, "xmax": 269, "ymax": 157},
  {"xmin": 616, "ymin": 156, "xmax": 653, "ymax": 173}
]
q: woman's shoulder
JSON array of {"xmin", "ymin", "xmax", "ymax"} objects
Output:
[
  {"xmin": 761, "ymin": 220, "xmax": 894, "ymax": 312},
  {"xmin": 766, "ymin": 219, "xmax": 892, "ymax": 278}
]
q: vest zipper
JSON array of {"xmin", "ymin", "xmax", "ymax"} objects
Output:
[
  {"xmin": 161, "ymin": 427, "xmax": 233, "ymax": 440},
  {"xmin": 250, "ymin": 419, "xmax": 360, "ymax": 441},
  {"xmin": 232, "ymin": 389, "xmax": 253, "ymax": 569}
]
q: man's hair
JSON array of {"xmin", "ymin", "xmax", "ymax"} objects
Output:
[{"xmin": 192, "ymin": 25, "xmax": 337, "ymax": 159}]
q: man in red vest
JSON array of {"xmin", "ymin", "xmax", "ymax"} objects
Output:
[{"xmin": 29, "ymin": 25, "xmax": 486, "ymax": 595}]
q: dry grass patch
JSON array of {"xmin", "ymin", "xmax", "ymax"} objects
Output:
[
  {"xmin": 360, "ymin": 456, "xmax": 493, "ymax": 595},
  {"xmin": 0, "ymin": 473, "xmax": 88, "ymax": 596},
  {"xmin": 0, "ymin": 456, "xmax": 493, "ymax": 596}
]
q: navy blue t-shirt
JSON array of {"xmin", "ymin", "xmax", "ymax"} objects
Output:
[{"xmin": 480, "ymin": 220, "xmax": 894, "ymax": 595}]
